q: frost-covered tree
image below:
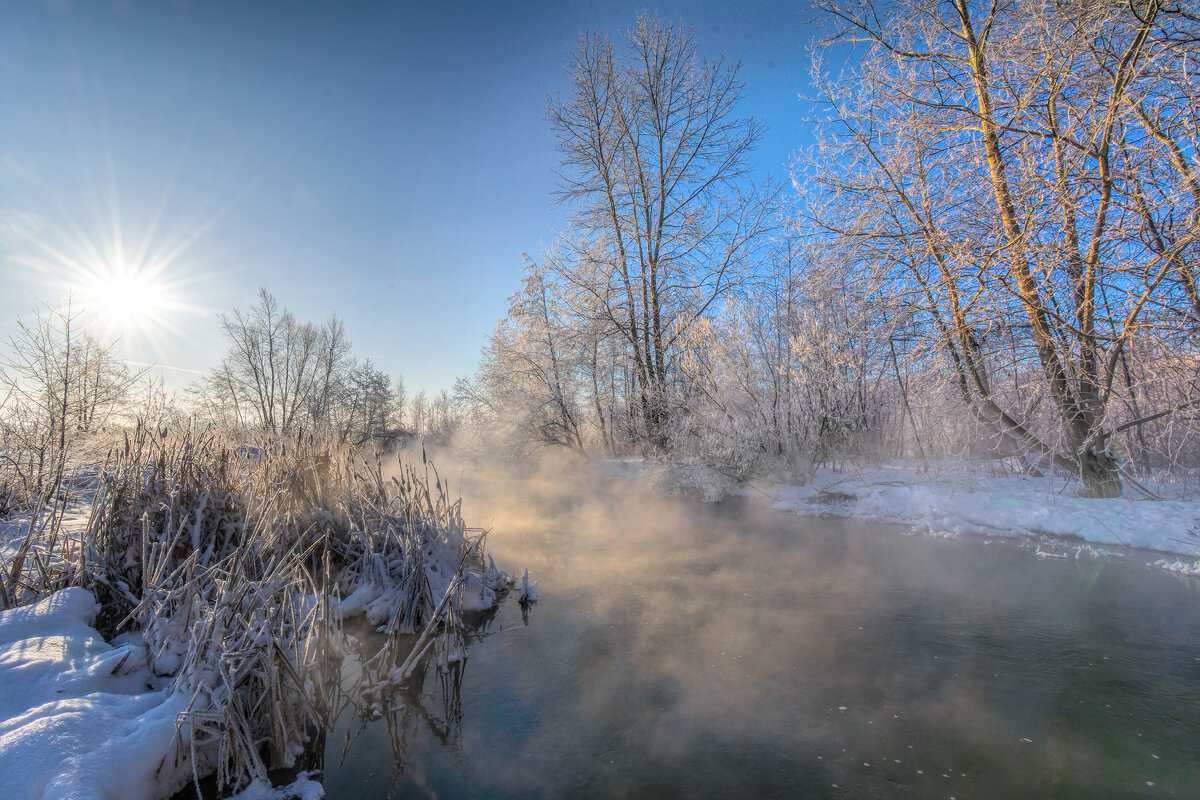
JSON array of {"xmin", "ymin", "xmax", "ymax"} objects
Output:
[
  {"xmin": 548, "ymin": 13, "xmax": 778, "ymax": 445},
  {"xmin": 198, "ymin": 289, "xmax": 403, "ymax": 445},
  {"xmin": 458, "ymin": 262, "xmax": 590, "ymax": 452},
  {"xmin": 673, "ymin": 244, "xmax": 901, "ymax": 476},
  {"xmin": 806, "ymin": 0, "xmax": 1200, "ymax": 496},
  {"xmin": 0, "ymin": 297, "xmax": 141, "ymax": 497}
]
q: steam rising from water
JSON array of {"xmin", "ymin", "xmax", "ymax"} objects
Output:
[{"xmin": 327, "ymin": 451, "xmax": 1200, "ymax": 797}]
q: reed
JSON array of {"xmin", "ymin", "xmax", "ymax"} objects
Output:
[{"xmin": 0, "ymin": 421, "xmax": 509, "ymax": 796}]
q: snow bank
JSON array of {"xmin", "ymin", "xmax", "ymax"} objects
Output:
[
  {"xmin": 764, "ymin": 466, "xmax": 1200, "ymax": 558},
  {"xmin": 589, "ymin": 457, "xmax": 649, "ymax": 479},
  {"xmin": 0, "ymin": 588, "xmax": 206, "ymax": 800},
  {"xmin": 602, "ymin": 457, "xmax": 1200, "ymax": 575}
]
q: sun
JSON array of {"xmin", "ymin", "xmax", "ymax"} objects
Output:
[
  {"xmin": 93, "ymin": 273, "xmax": 154, "ymax": 320},
  {"xmin": 82, "ymin": 263, "xmax": 172, "ymax": 337}
]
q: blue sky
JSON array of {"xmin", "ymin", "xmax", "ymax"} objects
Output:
[{"xmin": 0, "ymin": 0, "xmax": 827, "ymax": 395}]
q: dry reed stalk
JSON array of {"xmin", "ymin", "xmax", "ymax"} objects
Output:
[{"xmin": 1, "ymin": 421, "xmax": 513, "ymax": 796}]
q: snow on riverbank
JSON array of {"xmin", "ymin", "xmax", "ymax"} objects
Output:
[
  {"xmin": 600, "ymin": 459, "xmax": 1200, "ymax": 565},
  {"xmin": 0, "ymin": 588, "xmax": 209, "ymax": 800},
  {"xmin": 762, "ymin": 465, "xmax": 1200, "ymax": 559}
]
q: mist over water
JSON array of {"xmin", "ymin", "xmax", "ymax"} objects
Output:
[{"xmin": 322, "ymin": 457, "xmax": 1200, "ymax": 798}]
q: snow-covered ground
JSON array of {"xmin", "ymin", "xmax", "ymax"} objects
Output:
[
  {"xmin": 227, "ymin": 774, "xmax": 324, "ymax": 800},
  {"xmin": 761, "ymin": 465, "xmax": 1200, "ymax": 560},
  {"xmin": 0, "ymin": 584, "xmax": 332, "ymax": 800},
  {"xmin": 0, "ymin": 500, "xmax": 93, "ymax": 565},
  {"xmin": 0, "ymin": 588, "xmax": 204, "ymax": 800},
  {"xmin": 604, "ymin": 459, "xmax": 1200, "ymax": 572}
]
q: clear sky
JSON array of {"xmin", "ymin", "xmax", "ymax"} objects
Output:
[{"xmin": 0, "ymin": 0, "xmax": 827, "ymax": 395}]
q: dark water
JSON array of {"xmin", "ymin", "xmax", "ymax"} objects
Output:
[{"xmin": 319, "ymin": 468, "xmax": 1200, "ymax": 799}]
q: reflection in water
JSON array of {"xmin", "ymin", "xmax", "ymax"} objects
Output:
[
  {"xmin": 323, "ymin": 607, "xmax": 510, "ymax": 797},
  {"xmin": 320, "ymin": 460, "xmax": 1200, "ymax": 798},
  {"xmin": 337, "ymin": 659, "xmax": 465, "ymax": 792}
]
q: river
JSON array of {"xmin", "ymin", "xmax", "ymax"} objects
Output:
[{"xmin": 318, "ymin": 465, "xmax": 1200, "ymax": 798}]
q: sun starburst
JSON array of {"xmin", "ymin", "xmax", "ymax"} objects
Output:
[{"xmin": 82, "ymin": 263, "xmax": 172, "ymax": 335}]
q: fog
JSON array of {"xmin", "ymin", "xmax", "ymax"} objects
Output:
[{"xmin": 320, "ymin": 453, "xmax": 1200, "ymax": 798}]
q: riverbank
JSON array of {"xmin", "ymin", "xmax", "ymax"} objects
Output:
[
  {"xmin": 766, "ymin": 465, "xmax": 1200, "ymax": 558},
  {"xmin": 615, "ymin": 459, "xmax": 1200, "ymax": 565},
  {"xmin": 0, "ymin": 431, "xmax": 512, "ymax": 800}
]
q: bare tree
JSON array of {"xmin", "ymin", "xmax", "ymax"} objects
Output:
[
  {"xmin": 391, "ymin": 375, "xmax": 408, "ymax": 432},
  {"xmin": 210, "ymin": 289, "xmax": 323, "ymax": 435},
  {"xmin": 198, "ymin": 289, "xmax": 402, "ymax": 445},
  {"xmin": 409, "ymin": 389, "xmax": 430, "ymax": 438},
  {"xmin": 307, "ymin": 314, "xmax": 354, "ymax": 428},
  {"xmin": 0, "ymin": 297, "xmax": 141, "ymax": 497},
  {"xmin": 458, "ymin": 262, "xmax": 589, "ymax": 452},
  {"xmin": 327, "ymin": 359, "xmax": 394, "ymax": 446},
  {"xmin": 548, "ymin": 13, "xmax": 779, "ymax": 446}
]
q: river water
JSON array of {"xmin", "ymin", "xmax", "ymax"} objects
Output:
[{"xmin": 318, "ymin": 466, "xmax": 1200, "ymax": 798}]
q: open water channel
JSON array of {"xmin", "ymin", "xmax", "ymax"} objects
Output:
[{"xmin": 318, "ymin": 466, "xmax": 1200, "ymax": 798}]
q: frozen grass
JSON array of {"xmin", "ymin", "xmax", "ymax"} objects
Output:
[{"xmin": 0, "ymin": 423, "xmax": 511, "ymax": 798}]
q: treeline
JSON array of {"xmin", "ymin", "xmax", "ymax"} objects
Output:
[
  {"xmin": 6, "ymin": 3, "xmax": 1199, "ymax": 503},
  {"xmin": 191, "ymin": 291, "xmax": 462, "ymax": 445},
  {"xmin": 0, "ymin": 290, "xmax": 461, "ymax": 506},
  {"xmin": 456, "ymin": 4, "xmax": 1200, "ymax": 498}
]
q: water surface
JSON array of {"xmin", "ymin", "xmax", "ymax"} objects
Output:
[{"xmin": 321, "ymin": 467, "xmax": 1200, "ymax": 798}]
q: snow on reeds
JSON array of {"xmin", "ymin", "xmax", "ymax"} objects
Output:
[{"xmin": 0, "ymin": 422, "xmax": 511, "ymax": 797}]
